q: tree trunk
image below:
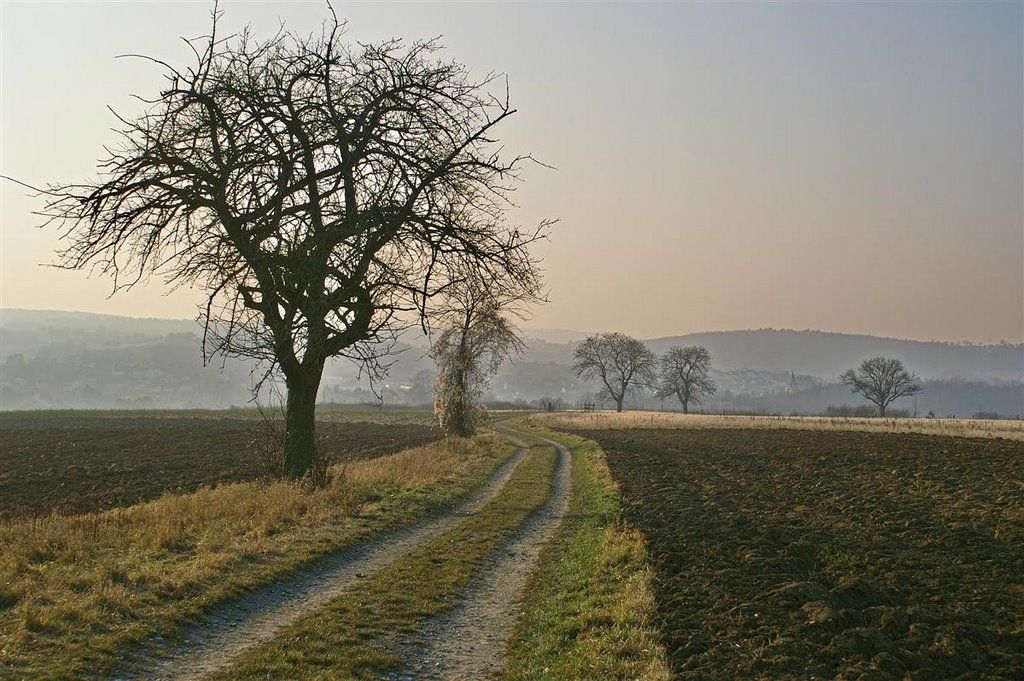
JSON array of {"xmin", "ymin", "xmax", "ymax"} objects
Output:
[
  {"xmin": 682, "ymin": 398, "xmax": 689, "ymax": 415},
  {"xmin": 878, "ymin": 403, "xmax": 887, "ymax": 418},
  {"xmin": 451, "ymin": 353, "xmax": 475, "ymax": 437},
  {"xmin": 283, "ymin": 370, "xmax": 321, "ymax": 478},
  {"xmin": 615, "ymin": 395, "xmax": 624, "ymax": 412},
  {"xmin": 449, "ymin": 379, "xmax": 474, "ymax": 437},
  {"xmin": 437, "ymin": 347, "xmax": 476, "ymax": 438}
]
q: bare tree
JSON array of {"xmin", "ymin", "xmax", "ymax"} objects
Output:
[
  {"xmin": 30, "ymin": 9, "xmax": 549, "ymax": 477},
  {"xmin": 656, "ymin": 345, "xmax": 717, "ymax": 414},
  {"xmin": 840, "ymin": 356, "xmax": 922, "ymax": 417},
  {"xmin": 572, "ymin": 333, "xmax": 657, "ymax": 412},
  {"xmin": 431, "ymin": 266, "xmax": 540, "ymax": 436}
]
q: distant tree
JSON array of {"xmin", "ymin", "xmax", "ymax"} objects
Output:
[
  {"xmin": 432, "ymin": 268, "xmax": 540, "ymax": 436},
  {"xmin": 571, "ymin": 333, "xmax": 657, "ymax": 412},
  {"xmin": 408, "ymin": 369, "xmax": 435, "ymax": 406},
  {"xmin": 29, "ymin": 10, "xmax": 549, "ymax": 477},
  {"xmin": 840, "ymin": 357, "xmax": 922, "ymax": 417},
  {"xmin": 656, "ymin": 345, "xmax": 717, "ymax": 414}
]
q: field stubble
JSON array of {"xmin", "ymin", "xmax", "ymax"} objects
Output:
[{"xmin": 537, "ymin": 411, "xmax": 1024, "ymax": 441}]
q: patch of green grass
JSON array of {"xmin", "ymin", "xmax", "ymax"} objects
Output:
[
  {"xmin": 0, "ymin": 436, "xmax": 514, "ymax": 678},
  {"xmin": 211, "ymin": 445, "xmax": 558, "ymax": 680},
  {"xmin": 502, "ymin": 426, "xmax": 671, "ymax": 681}
]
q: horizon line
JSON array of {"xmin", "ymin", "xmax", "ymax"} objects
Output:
[{"xmin": 2, "ymin": 306, "xmax": 1021, "ymax": 348}]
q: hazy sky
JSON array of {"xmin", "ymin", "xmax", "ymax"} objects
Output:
[{"xmin": 2, "ymin": 1, "xmax": 1022, "ymax": 343}]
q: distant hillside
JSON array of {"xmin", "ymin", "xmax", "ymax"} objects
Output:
[
  {"xmin": 0, "ymin": 309, "xmax": 198, "ymax": 361},
  {"xmin": 645, "ymin": 330, "xmax": 1023, "ymax": 382},
  {"xmin": 520, "ymin": 328, "xmax": 592, "ymax": 344},
  {"xmin": 0, "ymin": 310, "xmax": 254, "ymax": 410},
  {"xmin": 1, "ymin": 310, "xmax": 1020, "ymax": 414},
  {"xmin": 514, "ymin": 328, "xmax": 1023, "ymax": 383}
]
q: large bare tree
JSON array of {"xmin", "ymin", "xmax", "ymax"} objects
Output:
[
  {"xmin": 840, "ymin": 356, "xmax": 922, "ymax": 417},
  {"xmin": 431, "ymin": 266, "xmax": 540, "ymax": 436},
  {"xmin": 655, "ymin": 345, "xmax": 717, "ymax": 414},
  {"xmin": 32, "ymin": 10, "xmax": 548, "ymax": 477},
  {"xmin": 572, "ymin": 332, "xmax": 657, "ymax": 412}
]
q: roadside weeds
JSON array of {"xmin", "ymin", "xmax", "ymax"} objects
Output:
[{"xmin": 502, "ymin": 426, "xmax": 672, "ymax": 681}]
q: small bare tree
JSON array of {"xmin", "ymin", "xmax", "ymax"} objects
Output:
[
  {"xmin": 840, "ymin": 356, "xmax": 922, "ymax": 417},
  {"xmin": 26, "ymin": 8, "xmax": 549, "ymax": 477},
  {"xmin": 431, "ymin": 267, "xmax": 540, "ymax": 436},
  {"xmin": 656, "ymin": 345, "xmax": 717, "ymax": 414},
  {"xmin": 572, "ymin": 333, "xmax": 657, "ymax": 412}
]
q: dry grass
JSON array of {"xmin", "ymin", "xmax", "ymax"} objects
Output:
[
  {"xmin": 531, "ymin": 411, "xmax": 1024, "ymax": 440},
  {"xmin": 210, "ymin": 444, "xmax": 559, "ymax": 680},
  {"xmin": 0, "ymin": 434, "xmax": 510, "ymax": 677}
]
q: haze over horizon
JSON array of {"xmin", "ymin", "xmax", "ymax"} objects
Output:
[
  {"xmin": 3, "ymin": 306, "xmax": 1021, "ymax": 350},
  {"xmin": 2, "ymin": 2, "xmax": 1022, "ymax": 344}
]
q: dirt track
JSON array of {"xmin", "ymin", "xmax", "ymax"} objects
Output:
[
  {"xmin": 382, "ymin": 432, "xmax": 572, "ymax": 680},
  {"xmin": 121, "ymin": 430, "xmax": 571, "ymax": 680}
]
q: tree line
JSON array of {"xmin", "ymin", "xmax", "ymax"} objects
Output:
[{"xmin": 569, "ymin": 332, "xmax": 922, "ymax": 418}]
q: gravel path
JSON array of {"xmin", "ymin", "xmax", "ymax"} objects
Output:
[
  {"xmin": 384, "ymin": 431, "xmax": 573, "ymax": 680},
  {"xmin": 118, "ymin": 438, "xmax": 531, "ymax": 680}
]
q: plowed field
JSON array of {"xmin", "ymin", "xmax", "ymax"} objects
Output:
[
  {"xmin": 571, "ymin": 428, "xmax": 1024, "ymax": 680},
  {"xmin": 0, "ymin": 413, "xmax": 439, "ymax": 518}
]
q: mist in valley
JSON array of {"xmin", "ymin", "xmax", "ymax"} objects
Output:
[{"xmin": 2, "ymin": 309, "xmax": 1020, "ymax": 418}]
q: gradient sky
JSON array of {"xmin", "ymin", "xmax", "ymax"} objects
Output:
[{"xmin": 2, "ymin": 1, "xmax": 1022, "ymax": 343}]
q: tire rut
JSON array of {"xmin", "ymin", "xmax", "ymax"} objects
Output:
[
  {"xmin": 383, "ymin": 431, "xmax": 573, "ymax": 680},
  {"xmin": 116, "ymin": 437, "xmax": 531, "ymax": 680}
]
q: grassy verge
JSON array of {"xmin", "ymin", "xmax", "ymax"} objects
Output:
[
  {"xmin": 0, "ymin": 435, "xmax": 513, "ymax": 678},
  {"xmin": 210, "ymin": 444, "xmax": 558, "ymax": 680},
  {"xmin": 503, "ymin": 426, "xmax": 671, "ymax": 680}
]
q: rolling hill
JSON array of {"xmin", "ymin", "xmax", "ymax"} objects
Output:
[{"xmin": 1, "ymin": 309, "xmax": 1020, "ymax": 414}]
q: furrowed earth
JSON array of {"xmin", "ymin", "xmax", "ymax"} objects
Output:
[
  {"xmin": 566, "ymin": 427, "xmax": 1024, "ymax": 680},
  {"xmin": 0, "ymin": 411, "xmax": 439, "ymax": 519}
]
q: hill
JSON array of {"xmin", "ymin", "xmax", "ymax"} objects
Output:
[
  {"xmin": 645, "ymin": 329, "xmax": 1023, "ymax": 382},
  {"xmin": 1, "ymin": 310, "xmax": 1020, "ymax": 415}
]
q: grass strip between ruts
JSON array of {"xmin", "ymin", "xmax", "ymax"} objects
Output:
[
  {"xmin": 1, "ymin": 435, "xmax": 514, "ymax": 679},
  {"xmin": 502, "ymin": 426, "xmax": 672, "ymax": 680},
  {"xmin": 209, "ymin": 443, "xmax": 558, "ymax": 680}
]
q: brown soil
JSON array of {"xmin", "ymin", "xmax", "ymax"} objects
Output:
[
  {"xmin": 570, "ymin": 427, "xmax": 1024, "ymax": 680},
  {"xmin": 0, "ymin": 413, "xmax": 438, "ymax": 518}
]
